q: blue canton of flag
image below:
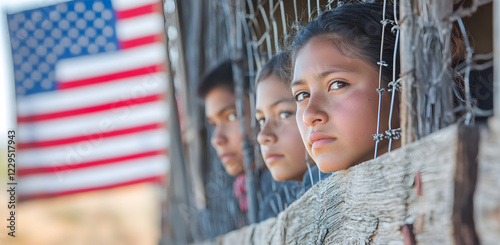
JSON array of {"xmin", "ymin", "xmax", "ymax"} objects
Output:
[{"xmin": 8, "ymin": 0, "xmax": 118, "ymax": 96}]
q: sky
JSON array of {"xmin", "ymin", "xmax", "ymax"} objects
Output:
[{"xmin": 0, "ymin": 0, "xmax": 68, "ymax": 140}]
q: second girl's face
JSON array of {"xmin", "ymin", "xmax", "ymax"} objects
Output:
[
  {"xmin": 292, "ymin": 37, "xmax": 398, "ymax": 173},
  {"xmin": 256, "ymin": 76, "xmax": 308, "ymax": 182}
]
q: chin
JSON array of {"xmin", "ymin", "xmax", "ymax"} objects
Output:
[
  {"xmin": 223, "ymin": 159, "xmax": 244, "ymax": 176},
  {"xmin": 224, "ymin": 166, "xmax": 243, "ymax": 176},
  {"xmin": 268, "ymin": 168, "xmax": 281, "ymax": 181},
  {"xmin": 226, "ymin": 171, "xmax": 239, "ymax": 176},
  {"xmin": 270, "ymin": 173, "xmax": 286, "ymax": 182},
  {"xmin": 268, "ymin": 167, "xmax": 290, "ymax": 181},
  {"xmin": 270, "ymin": 169, "xmax": 302, "ymax": 182},
  {"xmin": 227, "ymin": 169, "xmax": 244, "ymax": 176},
  {"xmin": 315, "ymin": 156, "xmax": 352, "ymax": 173}
]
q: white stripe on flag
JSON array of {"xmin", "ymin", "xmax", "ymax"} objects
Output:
[
  {"xmin": 18, "ymin": 102, "xmax": 169, "ymax": 142},
  {"xmin": 18, "ymin": 129, "xmax": 169, "ymax": 168},
  {"xmin": 116, "ymin": 13, "xmax": 164, "ymax": 41},
  {"xmin": 18, "ymin": 155, "xmax": 168, "ymax": 196},
  {"xmin": 55, "ymin": 43, "xmax": 165, "ymax": 82},
  {"xmin": 17, "ymin": 72, "xmax": 167, "ymax": 117}
]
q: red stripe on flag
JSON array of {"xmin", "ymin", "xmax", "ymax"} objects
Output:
[
  {"xmin": 120, "ymin": 34, "xmax": 163, "ymax": 50},
  {"xmin": 18, "ymin": 94, "xmax": 163, "ymax": 123},
  {"xmin": 18, "ymin": 122, "xmax": 164, "ymax": 150},
  {"xmin": 18, "ymin": 150, "xmax": 168, "ymax": 176},
  {"xmin": 59, "ymin": 64, "xmax": 164, "ymax": 90},
  {"xmin": 19, "ymin": 175, "xmax": 165, "ymax": 201},
  {"xmin": 115, "ymin": 3, "xmax": 160, "ymax": 20}
]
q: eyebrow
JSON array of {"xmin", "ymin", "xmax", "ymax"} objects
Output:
[
  {"xmin": 217, "ymin": 105, "xmax": 236, "ymax": 116},
  {"xmin": 270, "ymin": 98, "xmax": 295, "ymax": 107},
  {"xmin": 290, "ymin": 68, "xmax": 351, "ymax": 89},
  {"xmin": 290, "ymin": 79, "xmax": 304, "ymax": 89},
  {"xmin": 208, "ymin": 105, "xmax": 236, "ymax": 121},
  {"xmin": 256, "ymin": 98, "xmax": 294, "ymax": 114}
]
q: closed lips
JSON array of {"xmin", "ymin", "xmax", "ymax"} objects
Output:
[
  {"xmin": 265, "ymin": 153, "xmax": 283, "ymax": 160},
  {"xmin": 308, "ymin": 132, "xmax": 336, "ymax": 148},
  {"xmin": 220, "ymin": 153, "xmax": 235, "ymax": 161}
]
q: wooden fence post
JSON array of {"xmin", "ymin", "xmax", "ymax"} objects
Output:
[
  {"xmin": 399, "ymin": 0, "xmax": 414, "ymax": 145},
  {"xmin": 399, "ymin": 0, "xmax": 455, "ymax": 144},
  {"xmin": 453, "ymin": 125, "xmax": 480, "ymax": 245}
]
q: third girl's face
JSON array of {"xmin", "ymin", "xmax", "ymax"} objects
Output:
[
  {"xmin": 205, "ymin": 86, "xmax": 249, "ymax": 176},
  {"xmin": 256, "ymin": 76, "xmax": 308, "ymax": 182},
  {"xmin": 292, "ymin": 37, "xmax": 397, "ymax": 173}
]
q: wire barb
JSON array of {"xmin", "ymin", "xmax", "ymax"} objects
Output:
[
  {"xmin": 377, "ymin": 61, "xmax": 389, "ymax": 67},
  {"xmin": 391, "ymin": 24, "xmax": 400, "ymax": 34},
  {"xmin": 376, "ymin": 88, "xmax": 388, "ymax": 95},
  {"xmin": 380, "ymin": 19, "xmax": 394, "ymax": 26},
  {"xmin": 385, "ymin": 128, "xmax": 401, "ymax": 140},
  {"xmin": 388, "ymin": 78, "xmax": 402, "ymax": 92},
  {"xmin": 372, "ymin": 133, "xmax": 385, "ymax": 141}
]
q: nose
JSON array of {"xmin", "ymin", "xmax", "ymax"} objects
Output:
[
  {"xmin": 211, "ymin": 125, "xmax": 227, "ymax": 147},
  {"xmin": 257, "ymin": 120, "xmax": 277, "ymax": 145},
  {"xmin": 302, "ymin": 94, "xmax": 328, "ymax": 127}
]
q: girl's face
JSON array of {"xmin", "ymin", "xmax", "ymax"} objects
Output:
[
  {"xmin": 205, "ymin": 86, "xmax": 249, "ymax": 176},
  {"xmin": 256, "ymin": 76, "xmax": 308, "ymax": 181},
  {"xmin": 291, "ymin": 37, "xmax": 398, "ymax": 173}
]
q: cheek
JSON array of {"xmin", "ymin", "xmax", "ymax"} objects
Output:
[
  {"xmin": 288, "ymin": 125, "xmax": 307, "ymax": 158},
  {"xmin": 259, "ymin": 144, "xmax": 266, "ymax": 155},
  {"xmin": 282, "ymin": 121, "xmax": 305, "ymax": 145},
  {"xmin": 228, "ymin": 123, "xmax": 244, "ymax": 143},
  {"xmin": 295, "ymin": 108, "xmax": 308, "ymax": 144},
  {"xmin": 337, "ymin": 92, "xmax": 380, "ymax": 138}
]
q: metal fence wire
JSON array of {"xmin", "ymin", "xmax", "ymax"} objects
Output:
[{"xmin": 163, "ymin": 0, "xmax": 494, "ymax": 243}]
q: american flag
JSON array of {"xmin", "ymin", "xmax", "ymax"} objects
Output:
[{"xmin": 7, "ymin": 0, "xmax": 170, "ymax": 200}]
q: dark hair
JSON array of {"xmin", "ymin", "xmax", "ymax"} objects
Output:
[
  {"xmin": 197, "ymin": 60, "xmax": 249, "ymax": 99},
  {"xmin": 289, "ymin": 3, "xmax": 399, "ymax": 84},
  {"xmin": 255, "ymin": 52, "xmax": 292, "ymax": 87}
]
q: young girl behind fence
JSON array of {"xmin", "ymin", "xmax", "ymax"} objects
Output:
[
  {"xmin": 255, "ymin": 53, "xmax": 331, "ymax": 193},
  {"xmin": 289, "ymin": 2, "xmax": 401, "ymax": 173},
  {"xmin": 289, "ymin": 2, "xmax": 467, "ymax": 173}
]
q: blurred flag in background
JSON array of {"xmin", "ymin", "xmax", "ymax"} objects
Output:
[{"xmin": 7, "ymin": 0, "xmax": 169, "ymax": 200}]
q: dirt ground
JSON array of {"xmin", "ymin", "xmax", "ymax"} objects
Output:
[{"xmin": 0, "ymin": 182, "xmax": 162, "ymax": 245}]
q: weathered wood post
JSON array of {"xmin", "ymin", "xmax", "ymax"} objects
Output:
[
  {"xmin": 399, "ymin": 0, "xmax": 413, "ymax": 145},
  {"xmin": 175, "ymin": 0, "xmax": 208, "ymax": 211},
  {"xmin": 400, "ymin": 1, "xmax": 487, "ymax": 244},
  {"xmin": 399, "ymin": 0, "xmax": 455, "ymax": 144},
  {"xmin": 162, "ymin": 1, "xmax": 193, "ymax": 243}
]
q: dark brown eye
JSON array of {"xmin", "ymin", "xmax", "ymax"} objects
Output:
[
  {"xmin": 279, "ymin": 111, "xmax": 292, "ymax": 119},
  {"xmin": 294, "ymin": 91, "xmax": 309, "ymax": 102},
  {"xmin": 227, "ymin": 113, "xmax": 236, "ymax": 121},
  {"xmin": 329, "ymin": 80, "xmax": 349, "ymax": 90},
  {"xmin": 257, "ymin": 117, "xmax": 265, "ymax": 127}
]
